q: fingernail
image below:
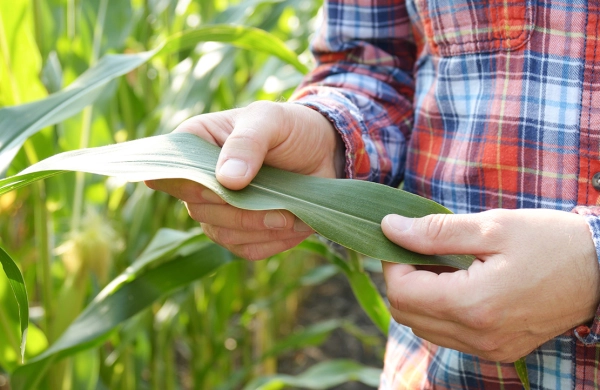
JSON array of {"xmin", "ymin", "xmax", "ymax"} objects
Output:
[
  {"xmin": 264, "ymin": 210, "xmax": 287, "ymax": 229},
  {"xmin": 219, "ymin": 159, "xmax": 248, "ymax": 178},
  {"xmin": 385, "ymin": 215, "xmax": 413, "ymax": 232},
  {"xmin": 293, "ymin": 219, "xmax": 312, "ymax": 232},
  {"xmin": 201, "ymin": 188, "xmax": 224, "ymax": 204}
]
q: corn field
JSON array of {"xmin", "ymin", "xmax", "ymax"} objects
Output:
[{"xmin": 0, "ymin": 0, "xmax": 395, "ymax": 389}]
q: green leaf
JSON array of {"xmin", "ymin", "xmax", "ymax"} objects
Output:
[
  {"xmin": 0, "ymin": 133, "xmax": 474, "ymax": 269},
  {"xmin": 262, "ymin": 319, "xmax": 343, "ymax": 359},
  {"xmin": 297, "ymin": 240, "xmax": 390, "ymax": 334},
  {"xmin": 157, "ymin": 26, "xmax": 308, "ymax": 74},
  {"xmin": 346, "ymin": 271, "xmax": 390, "ymax": 335},
  {"xmin": 0, "ymin": 25, "xmax": 306, "ymax": 173},
  {"xmin": 122, "ymin": 227, "xmax": 209, "ymax": 276},
  {"xmin": 70, "ymin": 349, "xmax": 99, "ymax": 390},
  {"xmin": 0, "ymin": 246, "xmax": 28, "ymax": 363},
  {"xmin": 0, "ymin": 51, "xmax": 155, "ymax": 173},
  {"xmin": 10, "ymin": 238, "xmax": 233, "ymax": 390},
  {"xmin": 0, "ymin": 0, "xmax": 47, "ymax": 105},
  {"xmin": 514, "ymin": 357, "xmax": 531, "ymax": 390},
  {"xmin": 243, "ymin": 360, "xmax": 382, "ymax": 390},
  {"xmin": 298, "ymin": 264, "xmax": 338, "ymax": 287}
]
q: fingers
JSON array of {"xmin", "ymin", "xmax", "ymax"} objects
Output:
[
  {"xmin": 215, "ymin": 101, "xmax": 287, "ymax": 190},
  {"xmin": 382, "ymin": 260, "xmax": 491, "ymax": 321},
  {"xmin": 146, "ymin": 102, "xmax": 336, "ymax": 262},
  {"xmin": 389, "ymin": 310, "xmax": 478, "ymax": 355},
  {"xmin": 383, "ymin": 262, "xmax": 460, "ymax": 319},
  {"xmin": 185, "ymin": 203, "xmax": 311, "ymax": 232},
  {"xmin": 172, "ymin": 110, "xmax": 235, "ymax": 146},
  {"xmin": 146, "ymin": 177, "xmax": 314, "ymax": 260},
  {"xmin": 193, "ymin": 202, "xmax": 312, "ymax": 260},
  {"xmin": 201, "ymin": 224, "xmax": 312, "ymax": 246},
  {"xmin": 384, "ymin": 261, "xmax": 527, "ymax": 362},
  {"xmin": 148, "ymin": 179, "xmax": 313, "ymax": 231},
  {"xmin": 381, "ymin": 210, "xmax": 505, "ymax": 256},
  {"xmin": 168, "ymin": 102, "xmax": 289, "ymax": 191},
  {"xmin": 145, "ymin": 179, "xmax": 226, "ymax": 205},
  {"xmin": 389, "ymin": 305, "xmax": 500, "ymax": 352},
  {"xmin": 170, "ymin": 101, "xmax": 342, "ymax": 194},
  {"xmin": 212, "ymin": 234, "xmax": 310, "ymax": 261},
  {"xmin": 397, "ymin": 310, "xmax": 532, "ymax": 363}
]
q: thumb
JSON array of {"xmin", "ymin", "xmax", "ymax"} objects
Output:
[
  {"xmin": 381, "ymin": 213, "xmax": 496, "ymax": 256},
  {"xmin": 215, "ymin": 101, "xmax": 286, "ymax": 190}
]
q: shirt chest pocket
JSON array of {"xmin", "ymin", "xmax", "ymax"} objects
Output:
[{"xmin": 415, "ymin": 0, "xmax": 536, "ymax": 56}]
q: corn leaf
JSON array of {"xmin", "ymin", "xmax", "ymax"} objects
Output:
[
  {"xmin": 0, "ymin": 247, "xmax": 28, "ymax": 362},
  {"xmin": 262, "ymin": 319, "xmax": 343, "ymax": 359},
  {"xmin": 297, "ymin": 240, "xmax": 390, "ymax": 334},
  {"xmin": 243, "ymin": 360, "xmax": 381, "ymax": 390},
  {"xmin": 345, "ymin": 272, "xmax": 390, "ymax": 334},
  {"xmin": 10, "ymin": 239, "xmax": 233, "ymax": 390},
  {"xmin": 0, "ymin": 25, "xmax": 307, "ymax": 174},
  {"xmin": 157, "ymin": 26, "xmax": 308, "ymax": 72},
  {"xmin": 514, "ymin": 358, "xmax": 530, "ymax": 390},
  {"xmin": 0, "ymin": 133, "xmax": 474, "ymax": 269}
]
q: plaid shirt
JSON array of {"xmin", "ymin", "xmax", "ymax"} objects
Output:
[{"xmin": 291, "ymin": 0, "xmax": 600, "ymax": 388}]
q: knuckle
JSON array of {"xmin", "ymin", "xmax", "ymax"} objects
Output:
[
  {"xmin": 174, "ymin": 116, "xmax": 207, "ymax": 134},
  {"xmin": 238, "ymin": 209, "xmax": 259, "ymax": 230},
  {"xmin": 424, "ymin": 214, "xmax": 448, "ymax": 240},
  {"xmin": 173, "ymin": 117, "xmax": 195, "ymax": 132},
  {"xmin": 202, "ymin": 224, "xmax": 220, "ymax": 243},
  {"xmin": 210, "ymin": 227, "xmax": 236, "ymax": 245},
  {"xmin": 246, "ymin": 100, "xmax": 279, "ymax": 114},
  {"xmin": 238, "ymin": 245, "xmax": 265, "ymax": 261},
  {"xmin": 417, "ymin": 214, "xmax": 451, "ymax": 250},
  {"xmin": 234, "ymin": 208, "xmax": 247, "ymax": 229},
  {"xmin": 186, "ymin": 204, "xmax": 206, "ymax": 222},
  {"xmin": 179, "ymin": 181, "xmax": 204, "ymax": 203},
  {"xmin": 410, "ymin": 328, "xmax": 427, "ymax": 340},
  {"xmin": 472, "ymin": 336, "xmax": 501, "ymax": 354},
  {"xmin": 498, "ymin": 355, "xmax": 518, "ymax": 364},
  {"xmin": 479, "ymin": 350, "xmax": 502, "ymax": 362},
  {"xmin": 480, "ymin": 348, "xmax": 513, "ymax": 363},
  {"xmin": 389, "ymin": 310, "xmax": 405, "ymax": 326},
  {"xmin": 387, "ymin": 294, "xmax": 409, "ymax": 315},
  {"xmin": 462, "ymin": 305, "xmax": 498, "ymax": 331},
  {"xmin": 230, "ymin": 127, "xmax": 263, "ymax": 149},
  {"xmin": 477, "ymin": 210, "xmax": 509, "ymax": 242}
]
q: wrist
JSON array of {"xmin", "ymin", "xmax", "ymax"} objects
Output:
[{"xmin": 285, "ymin": 102, "xmax": 346, "ymax": 179}]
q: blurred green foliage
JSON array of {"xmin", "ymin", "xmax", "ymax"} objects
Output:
[{"xmin": 0, "ymin": 0, "xmax": 387, "ymax": 388}]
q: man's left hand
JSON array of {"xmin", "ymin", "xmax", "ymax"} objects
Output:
[{"xmin": 381, "ymin": 208, "xmax": 600, "ymax": 362}]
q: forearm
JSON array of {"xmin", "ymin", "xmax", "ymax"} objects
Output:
[{"xmin": 290, "ymin": 0, "xmax": 416, "ymax": 187}]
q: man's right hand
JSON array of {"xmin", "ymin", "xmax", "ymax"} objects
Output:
[{"xmin": 146, "ymin": 101, "xmax": 345, "ymax": 260}]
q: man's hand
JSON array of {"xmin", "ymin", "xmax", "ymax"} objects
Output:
[
  {"xmin": 147, "ymin": 101, "xmax": 344, "ymax": 260},
  {"xmin": 381, "ymin": 208, "xmax": 600, "ymax": 362}
]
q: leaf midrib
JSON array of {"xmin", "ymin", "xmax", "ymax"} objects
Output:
[
  {"xmin": 248, "ymin": 182, "xmax": 380, "ymax": 227},
  {"xmin": 76, "ymin": 153, "xmax": 383, "ymax": 228}
]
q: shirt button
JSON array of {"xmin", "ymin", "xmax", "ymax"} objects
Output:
[
  {"xmin": 575, "ymin": 325, "xmax": 591, "ymax": 338},
  {"xmin": 593, "ymin": 173, "xmax": 600, "ymax": 191}
]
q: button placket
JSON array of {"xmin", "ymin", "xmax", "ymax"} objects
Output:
[{"xmin": 592, "ymin": 173, "xmax": 600, "ymax": 191}]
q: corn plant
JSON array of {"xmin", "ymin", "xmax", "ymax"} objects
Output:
[
  {"xmin": 0, "ymin": 0, "xmax": 528, "ymax": 389},
  {"xmin": 0, "ymin": 1, "xmax": 395, "ymax": 389}
]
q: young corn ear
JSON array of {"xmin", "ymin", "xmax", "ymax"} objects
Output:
[{"xmin": 57, "ymin": 209, "xmax": 122, "ymax": 285}]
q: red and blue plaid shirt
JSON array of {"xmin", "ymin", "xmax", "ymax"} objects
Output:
[{"xmin": 291, "ymin": 0, "xmax": 600, "ymax": 388}]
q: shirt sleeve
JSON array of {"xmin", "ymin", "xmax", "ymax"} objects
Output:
[
  {"xmin": 570, "ymin": 206, "xmax": 600, "ymax": 345},
  {"xmin": 289, "ymin": 0, "xmax": 417, "ymax": 187}
]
